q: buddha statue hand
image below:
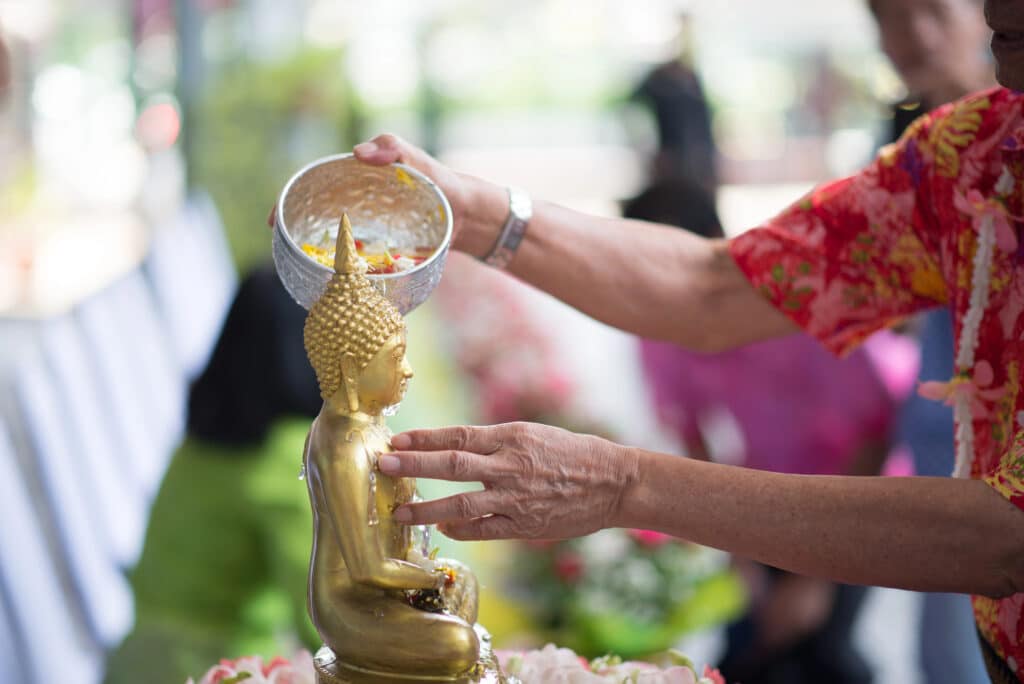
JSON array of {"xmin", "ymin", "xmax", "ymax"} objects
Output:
[
  {"xmin": 437, "ymin": 559, "xmax": 479, "ymax": 624},
  {"xmin": 405, "ymin": 559, "xmax": 477, "ymax": 622}
]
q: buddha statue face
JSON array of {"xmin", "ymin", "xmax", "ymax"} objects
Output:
[
  {"xmin": 352, "ymin": 332, "xmax": 413, "ymax": 414},
  {"xmin": 304, "ymin": 213, "xmax": 409, "ymax": 415}
]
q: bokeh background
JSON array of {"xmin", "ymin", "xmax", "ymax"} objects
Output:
[{"xmin": 0, "ymin": 1, "xmax": 932, "ymax": 683}]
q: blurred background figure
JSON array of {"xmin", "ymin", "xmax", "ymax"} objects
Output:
[
  {"xmin": 628, "ymin": 178, "xmax": 918, "ymax": 684},
  {"xmin": 869, "ymin": 0, "xmax": 991, "ymax": 137},
  {"xmin": 632, "ymin": 12, "xmax": 717, "ymax": 190},
  {"xmin": 867, "ymin": 1, "xmax": 994, "ymax": 683}
]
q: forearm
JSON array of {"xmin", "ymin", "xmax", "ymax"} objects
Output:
[
  {"xmin": 617, "ymin": 449, "xmax": 1024, "ymax": 597},
  {"xmin": 341, "ymin": 532, "xmax": 439, "ymax": 590},
  {"xmin": 354, "ymin": 135, "xmax": 792, "ymax": 349},
  {"xmin": 459, "ymin": 181, "xmax": 794, "ymax": 350},
  {"xmin": 364, "ymin": 558, "xmax": 440, "ymax": 591}
]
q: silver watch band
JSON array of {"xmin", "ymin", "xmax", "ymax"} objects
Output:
[{"xmin": 482, "ymin": 187, "xmax": 532, "ymax": 269}]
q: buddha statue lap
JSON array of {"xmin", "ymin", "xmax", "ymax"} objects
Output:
[{"xmin": 301, "ymin": 216, "xmax": 502, "ymax": 683}]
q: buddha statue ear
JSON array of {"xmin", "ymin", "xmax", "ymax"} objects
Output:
[{"xmin": 339, "ymin": 353, "xmax": 361, "ymax": 413}]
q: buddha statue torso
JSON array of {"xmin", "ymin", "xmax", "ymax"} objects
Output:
[
  {"xmin": 306, "ymin": 415, "xmax": 419, "ymax": 602},
  {"xmin": 299, "ymin": 215, "xmax": 501, "ymax": 683}
]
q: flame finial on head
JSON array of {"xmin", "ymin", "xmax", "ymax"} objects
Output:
[{"xmin": 334, "ymin": 213, "xmax": 365, "ymax": 275}]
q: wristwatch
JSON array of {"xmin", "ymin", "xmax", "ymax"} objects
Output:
[{"xmin": 481, "ymin": 187, "xmax": 532, "ymax": 269}]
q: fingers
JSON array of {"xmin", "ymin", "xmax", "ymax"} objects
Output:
[
  {"xmin": 353, "ymin": 133, "xmax": 408, "ymax": 165},
  {"xmin": 440, "ymin": 515, "xmax": 519, "ymax": 541},
  {"xmin": 353, "ymin": 133, "xmax": 444, "ymax": 184},
  {"xmin": 393, "ymin": 491, "xmax": 503, "ymax": 525},
  {"xmin": 391, "ymin": 425, "xmax": 503, "ymax": 454},
  {"xmin": 379, "ymin": 448, "xmax": 506, "ymax": 481}
]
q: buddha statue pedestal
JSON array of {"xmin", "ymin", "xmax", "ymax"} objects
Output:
[
  {"xmin": 312, "ymin": 624, "xmax": 504, "ymax": 683},
  {"xmin": 298, "ymin": 216, "xmax": 505, "ymax": 683}
]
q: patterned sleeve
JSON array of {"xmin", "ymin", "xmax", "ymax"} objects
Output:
[
  {"xmin": 729, "ymin": 117, "xmax": 949, "ymax": 356},
  {"xmin": 984, "ymin": 438, "xmax": 1024, "ymax": 510}
]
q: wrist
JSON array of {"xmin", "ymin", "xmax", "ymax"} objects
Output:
[
  {"xmin": 609, "ymin": 444, "xmax": 645, "ymax": 529},
  {"xmin": 453, "ymin": 174, "xmax": 510, "ymax": 258}
]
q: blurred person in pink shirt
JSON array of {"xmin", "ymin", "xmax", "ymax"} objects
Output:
[{"xmin": 628, "ymin": 179, "xmax": 917, "ymax": 684}]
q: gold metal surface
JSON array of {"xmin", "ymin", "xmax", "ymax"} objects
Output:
[
  {"xmin": 312, "ymin": 625, "xmax": 505, "ymax": 683},
  {"xmin": 302, "ymin": 215, "xmax": 501, "ymax": 681}
]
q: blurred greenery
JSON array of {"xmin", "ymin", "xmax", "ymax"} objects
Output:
[
  {"xmin": 569, "ymin": 571, "xmax": 745, "ymax": 660},
  {"xmin": 193, "ymin": 48, "xmax": 358, "ymax": 273},
  {"xmin": 512, "ymin": 535, "xmax": 746, "ymax": 660}
]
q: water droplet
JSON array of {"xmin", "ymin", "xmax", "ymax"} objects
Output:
[
  {"xmin": 367, "ymin": 468, "xmax": 379, "ymax": 526},
  {"xmin": 409, "ymin": 492, "xmax": 432, "ymax": 556},
  {"xmin": 298, "ymin": 462, "xmax": 306, "ymax": 481},
  {"xmin": 418, "ymin": 525, "xmax": 432, "ymax": 558}
]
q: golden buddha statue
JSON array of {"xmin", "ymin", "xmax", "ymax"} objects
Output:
[{"xmin": 302, "ymin": 215, "xmax": 502, "ymax": 683}]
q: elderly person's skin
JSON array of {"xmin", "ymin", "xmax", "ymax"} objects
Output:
[{"xmin": 344, "ymin": 0, "xmax": 1024, "ymax": 602}]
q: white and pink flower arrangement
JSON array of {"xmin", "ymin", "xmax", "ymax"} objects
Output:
[
  {"xmin": 185, "ymin": 651, "xmax": 315, "ymax": 684},
  {"xmin": 499, "ymin": 644, "xmax": 727, "ymax": 684},
  {"xmin": 185, "ymin": 646, "xmax": 729, "ymax": 684}
]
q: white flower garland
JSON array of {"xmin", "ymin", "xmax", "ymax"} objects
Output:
[{"xmin": 950, "ymin": 174, "xmax": 1005, "ymax": 478}]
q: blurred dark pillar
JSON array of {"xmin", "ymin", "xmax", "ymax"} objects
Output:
[{"xmin": 416, "ymin": 21, "xmax": 442, "ymax": 157}]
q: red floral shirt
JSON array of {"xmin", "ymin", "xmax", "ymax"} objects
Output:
[{"xmin": 730, "ymin": 86, "xmax": 1024, "ymax": 676}]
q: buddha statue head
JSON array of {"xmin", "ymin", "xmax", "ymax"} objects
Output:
[{"xmin": 304, "ymin": 214, "xmax": 412, "ymax": 415}]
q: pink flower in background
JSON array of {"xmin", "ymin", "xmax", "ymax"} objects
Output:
[
  {"xmin": 918, "ymin": 360, "xmax": 1007, "ymax": 419},
  {"xmin": 554, "ymin": 551, "xmax": 585, "ymax": 583},
  {"xmin": 701, "ymin": 666, "xmax": 727, "ymax": 684},
  {"xmin": 194, "ymin": 647, "xmax": 725, "ymax": 684},
  {"xmin": 954, "ymin": 188, "xmax": 1020, "ymax": 252},
  {"xmin": 436, "ymin": 255, "xmax": 578, "ymax": 426},
  {"xmin": 186, "ymin": 651, "xmax": 314, "ymax": 684},
  {"xmin": 497, "ymin": 645, "xmax": 719, "ymax": 683},
  {"xmin": 627, "ymin": 529, "xmax": 674, "ymax": 548}
]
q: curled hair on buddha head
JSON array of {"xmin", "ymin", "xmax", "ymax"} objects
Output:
[
  {"xmin": 621, "ymin": 176, "xmax": 724, "ymax": 239},
  {"xmin": 303, "ymin": 214, "xmax": 405, "ymax": 402}
]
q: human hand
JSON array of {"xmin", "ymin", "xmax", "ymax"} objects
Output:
[
  {"xmin": 379, "ymin": 422, "xmax": 639, "ymax": 541},
  {"xmin": 352, "ymin": 134, "xmax": 508, "ymax": 258},
  {"xmin": 265, "ymin": 135, "xmax": 507, "ymax": 257}
]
